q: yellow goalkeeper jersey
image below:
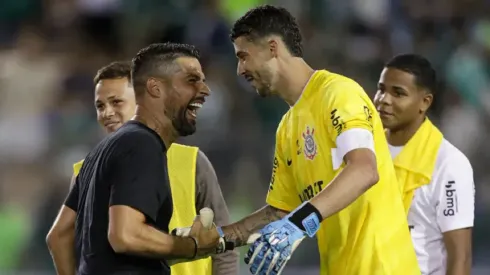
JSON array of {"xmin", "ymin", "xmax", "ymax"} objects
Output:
[{"xmin": 266, "ymin": 70, "xmax": 420, "ymax": 275}]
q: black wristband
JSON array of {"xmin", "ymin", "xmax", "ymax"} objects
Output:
[
  {"xmin": 188, "ymin": 236, "xmax": 198, "ymax": 259},
  {"xmin": 216, "ymin": 227, "xmax": 235, "ymax": 253},
  {"xmin": 225, "ymin": 241, "xmax": 235, "ymax": 251},
  {"xmin": 288, "ymin": 202, "xmax": 323, "ymax": 232}
]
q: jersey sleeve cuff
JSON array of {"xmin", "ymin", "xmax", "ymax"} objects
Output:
[
  {"xmin": 109, "ymin": 202, "xmax": 158, "ymax": 224},
  {"xmin": 63, "ymin": 202, "xmax": 78, "ymax": 212},
  {"xmin": 440, "ymin": 221, "xmax": 474, "ymax": 233}
]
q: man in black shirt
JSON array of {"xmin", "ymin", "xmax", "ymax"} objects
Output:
[{"xmin": 46, "ymin": 43, "xmax": 220, "ymax": 275}]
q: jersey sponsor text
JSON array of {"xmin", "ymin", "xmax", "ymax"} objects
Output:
[
  {"xmin": 443, "ymin": 180, "xmax": 457, "ymax": 216},
  {"xmin": 330, "ymin": 109, "xmax": 345, "ymax": 136}
]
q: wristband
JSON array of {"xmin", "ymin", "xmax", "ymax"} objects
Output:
[
  {"xmin": 288, "ymin": 202, "xmax": 322, "ymax": 237},
  {"xmin": 188, "ymin": 236, "xmax": 198, "ymax": 259},
  {"xmin": 217, "ymin": 227, "xmax": 225, "ymax": 237},
  {"xmin": 216, "ymin": 227, "xmax": 235, "ymax": 253}
]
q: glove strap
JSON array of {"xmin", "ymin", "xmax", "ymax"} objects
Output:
[{"xmin": 288, "ymin": 202, "xmax": 322, "ymax": 238}]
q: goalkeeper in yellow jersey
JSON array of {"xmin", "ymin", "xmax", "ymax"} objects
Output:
[
  {"xmin": 49, "ymin": 61, "xmax": 238, "ymax": 275},
  {"xmin": 177, "ymin": 5, "xmax": 420, "ymax": 275}
]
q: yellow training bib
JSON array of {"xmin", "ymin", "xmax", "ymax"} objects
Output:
[{"xmin": 167, "ymin": 144, "xmax": 212, "ymax": 275}]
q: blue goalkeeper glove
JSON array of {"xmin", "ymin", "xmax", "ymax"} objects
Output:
[{"xmin": 244, "ymin": 202, "xmax": 322, "ymax": 275}]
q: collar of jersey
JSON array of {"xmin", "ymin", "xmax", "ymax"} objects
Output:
[{"xmin": 290, "ymin": 70, "xmax": 320, "ymax": 108}]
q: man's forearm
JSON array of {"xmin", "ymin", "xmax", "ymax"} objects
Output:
[
  {"xmin": 111, "ymin": 223, "xmax": 196, "ymax": 260},
  {"xmin": 309, "ymin": 161, "xmax": 378, "ymax": 219},
  {"xmin": 221, "ymin": 205, "xmax": 288, "ymax": 247},
  {"xmin": 446, "ymin": 249, "xmax": 472, "ymax": 275},
  {"xmin": 444, "ymin": 228, "xmax": 472, "ymax": 275},
  {"xmin": 47, "ymin": 236, "xmax": 76, "ymax": 275},
  {"xmin": 446, "ymin": 259, "xmax": 472, "ymax": 275}
]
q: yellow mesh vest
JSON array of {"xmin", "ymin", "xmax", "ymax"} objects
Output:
[
  {"xmin": 167, "ymin": 144, "xmax": 213, "ymax": 275},
  {"xmin": 73, "ymin": 160, "xmax": 84, "ymax": 176}
]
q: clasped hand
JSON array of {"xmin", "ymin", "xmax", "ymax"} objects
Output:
[
  {"xmin": 187, "ymin": 215, "xmax": 221, "ymax": 258},
  {"xmin": 171, "ymin": 208, "xmax": 225, "ymax": 261}
]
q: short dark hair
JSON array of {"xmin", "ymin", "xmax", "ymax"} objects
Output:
[
  {"xmin": 131, "ymin": 43, "xmax": 200, "ymax": 94},
  {"xmin": 93, "ymin": 61, "xmax": 131, "ymax": 84},
  {"xmin": 385, "ymin": 54, "xmax": 437, "ymax": 95},
  {"xmin": 230, "ymin": 5, "xmax": 303, "ymax": 57}
]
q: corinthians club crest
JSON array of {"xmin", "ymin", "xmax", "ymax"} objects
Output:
[{"xmin": 302, "ymin": 126, "xmax": 317, "ymax": 160}]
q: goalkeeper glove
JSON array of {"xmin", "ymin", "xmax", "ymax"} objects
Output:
[{"xmin": 245, "ymin": 202, "xmax": 322, "ymax": 275}]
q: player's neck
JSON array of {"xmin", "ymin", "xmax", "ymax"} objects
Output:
[
  {"xmin": 132, "ymin": 105, "xmax": 178, "ymax": 149},
  {"xmin": 386, "ymin": 116, "xmax": 426, "ymax": 146},
  {"xmin": 276, "ymin": 58, "xmax": 315, "ymax": 106}
]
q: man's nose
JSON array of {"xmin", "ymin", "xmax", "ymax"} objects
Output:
[
  {"xmin": 237, "ymin": 62, "xmax": 245, "ymax": 76},
  {"xmin": 379, "ymin": 93, "xmax": 392, "ymax": 105},
  {"xmin": 200, "ymin": 83, "xmax": 211, "ymax": 97},
  {"xmin": 103, "ymin": 106, "xmax": 115, "ymax": 117}
]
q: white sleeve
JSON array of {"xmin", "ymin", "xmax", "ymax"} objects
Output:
[
  {"xmin": 435, "ymin": 155, "xmax": 475, "ymax": 232},
  {"xmin": 331, "ymin": 128, "xmax": 375, "ymax": 170}
]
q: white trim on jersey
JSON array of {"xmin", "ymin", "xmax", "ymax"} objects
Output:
[{"xmin": 331, "ymin": 128, "xmax": 375, "ymax": 170}]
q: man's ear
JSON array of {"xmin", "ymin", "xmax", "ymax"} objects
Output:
[
  {"xmin": 268, "ymin": 39, "xmax": 278, "ymax": 58},
  {"xmin": 420, "ymin": 92, "xmax": 433, "ymax": 113},
  {"xmin": 146, "ymin": 78, "xmax": 163, "ymax": 98}
]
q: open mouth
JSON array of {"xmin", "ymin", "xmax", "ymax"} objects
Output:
[
  {"xmin": 244, "ymin": 75, "xmax": 254, "ymax": 82},
  {"xmin": 186, "ymin": 101, "xmax": 203, "ymax": 119}
]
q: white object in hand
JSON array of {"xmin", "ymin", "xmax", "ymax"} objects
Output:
[
  {"xmin": 174, "ymin": 214, "xmax": 261, "ymax": 245},
  {"xmin": 199, "ymin": 207, "xmax": 214, "ymax": 229},
  {"xmin": 174, "ymin": 208, "xmax": 214, "ymax": 237}
]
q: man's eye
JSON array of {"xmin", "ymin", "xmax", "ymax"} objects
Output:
[{"xmin": 237, "ymin": 54, "xmax": 247, "ymax": 61}]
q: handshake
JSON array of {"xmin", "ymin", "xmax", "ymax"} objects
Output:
[
  {"xmin": 171, "ymin": 208, "xmax": 230, "ymax": 256},
  {"xmin": 170, "ymin": 208, "xmax": 260, "ymax": 263},
  {"xmin": 173, "ymin": 203, "xmax": 319, "ymax": 275}
]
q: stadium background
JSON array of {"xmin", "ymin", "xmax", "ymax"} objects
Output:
[{"xmin": 0, "ymin": 0, "xmax": 489, "ymax": 274}]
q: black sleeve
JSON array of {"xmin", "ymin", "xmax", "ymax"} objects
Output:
[
  {"xmin": 108, "ymin": 134, "xmax": 168, "ymax": 223},
  {"xmin": 64, "ymin": 175, "xmax": 80, "ymax": 211}
]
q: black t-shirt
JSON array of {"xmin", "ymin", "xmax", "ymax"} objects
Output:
[{"xmin": 64, "ymin": 121, "xmax": 173, "ymax": 275}]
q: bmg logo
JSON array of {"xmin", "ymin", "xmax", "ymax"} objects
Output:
[
  {"xmin": 269, "ymin": 157, "xmax": 279, "ymax": 191},
  {"xmin": 330, "ymin": 109, "xmax": 345, "ymax": 136},
  {"xmin": 443, "ymin": 180, "xmax": 457, "ymax": 216}
]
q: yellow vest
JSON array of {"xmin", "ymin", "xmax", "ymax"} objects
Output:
[
  {"xmin": 72, "ymin": 143, "xmax": 212, "ymax": 275},
  {"xmin": 167, "ymin": 144, "xmax": 212, "ymax": 275},
  {"xmin": 390, "ymin": 118, "xmax": 443, "ymax": 214}
]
